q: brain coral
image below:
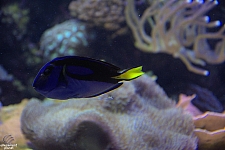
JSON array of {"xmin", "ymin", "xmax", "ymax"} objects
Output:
[
  {"xmin": 21, "ymin": 75, "xmax": 197, "ymax": 150},
  {"xmin": 40, "ymin": 19, "xmax": 94, "ymax": 61}
]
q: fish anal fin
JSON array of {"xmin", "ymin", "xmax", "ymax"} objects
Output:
[{"xmin": 87, "ymin": 83, "xmax": 123, "ymax": 98}]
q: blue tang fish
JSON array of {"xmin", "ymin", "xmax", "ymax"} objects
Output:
[{"xmin": 33, "ymin": 56, "xmax": 144, "ymax": 99}]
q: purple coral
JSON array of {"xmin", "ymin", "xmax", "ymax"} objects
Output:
[{"xmin": 21, "ymin": 75, "xmax": 197, "ymax": 150}]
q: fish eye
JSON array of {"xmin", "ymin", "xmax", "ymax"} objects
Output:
[{"xmin": 43, "ymin": 65, "xmax": 55, "ymax": 76}]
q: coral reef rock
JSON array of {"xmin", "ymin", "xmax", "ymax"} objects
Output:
[
  {"xmin": 0, "ymin": 99, "xmax": 29, "ymax": 149},
  {"xmin": 194, "ymin": 112, "xmax": 225, "ymax": 150},
  {"xmin": 21, "ymin": 75, "xmax": 197, "ymax": 150},
  {"xmin": 69, "ymin": 0, "xmax": 127, "ymax": 37}
]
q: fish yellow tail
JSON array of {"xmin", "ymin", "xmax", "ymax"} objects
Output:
[{"xmin": 112, "ymin": 66, "xmax": 144, "ymax": 80}]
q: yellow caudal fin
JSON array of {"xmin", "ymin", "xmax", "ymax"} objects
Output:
[{"xmin": 112, "ymin": 66, "xmax": 144, "ymax": 80}]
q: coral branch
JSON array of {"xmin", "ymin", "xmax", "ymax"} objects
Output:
[{"xmin": 125, "ymin": 0, "xmax": 225, "ymax": 76}]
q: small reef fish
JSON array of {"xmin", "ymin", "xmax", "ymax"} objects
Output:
[{"xmin": 33, "ymin": 56, "xmax": 144, "ymax": 99}]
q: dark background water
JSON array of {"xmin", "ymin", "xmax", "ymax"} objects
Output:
[{"xmin": 0, "ymin": 0, "xmax": 225, "ymax": 113}]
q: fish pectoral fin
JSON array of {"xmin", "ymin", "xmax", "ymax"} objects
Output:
[{"xmin": 112, "ymin": 66, "xmax": 144, "ymax": 80}]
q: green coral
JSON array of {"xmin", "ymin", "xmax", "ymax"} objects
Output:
[{"xmin": 1, "ymin": 3, "xmax": 29, "ymax": 40}]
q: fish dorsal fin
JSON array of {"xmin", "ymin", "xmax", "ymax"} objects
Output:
[{"xmin": 112, "ymin": 66, "xmax": 144, "ymax": 80}]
